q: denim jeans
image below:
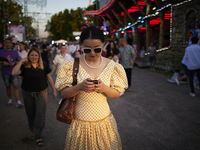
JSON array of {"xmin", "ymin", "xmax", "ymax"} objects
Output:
[{"xmin": 2, "ymin": 75, "xmax": 19, "ymax": 87}]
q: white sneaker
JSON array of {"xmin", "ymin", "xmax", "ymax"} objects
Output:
[
  {"xmin": 6, "ymin": 99, "xmax": 12, "ymax": 106},
  {"xmin": 189, "ymin": 92, "xmax": 195, "ymax": 97},
  {"xmin": 175, "ymin": 79, "xmax": 180, "ymax": 86},
  {"xmin": 150, "ymin": 68, "xmax": 153, "ymax": 71},
  {"xmin": 16, "ymin": 101, "xmax": 24, "ymax": 108},
  {"xmin": 58, "ymin": 99, "xmax": 62, "ymax": 105}
]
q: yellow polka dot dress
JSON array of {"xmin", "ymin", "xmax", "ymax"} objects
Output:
[{"xmin": 56, "ymin": 59, "xmax": 128, "ymax": 150}]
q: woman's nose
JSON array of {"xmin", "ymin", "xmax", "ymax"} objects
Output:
[{"xmin": 91, "ymin": 49, "xmax": 95, "ymax": 54}]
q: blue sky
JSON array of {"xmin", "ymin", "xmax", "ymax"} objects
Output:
[{"xmin": 27, "ymin": 0, "xmax": 95, "ymax": 37}]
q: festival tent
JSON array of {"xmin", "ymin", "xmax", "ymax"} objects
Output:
[{"xmin": 54, "ymin": 39, "xmax": 68, "ymax": 43}]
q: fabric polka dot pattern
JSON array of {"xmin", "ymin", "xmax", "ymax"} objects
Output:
[{"xmin": 56, "ymin": 59, "xmax": 128, "ymax": 150}]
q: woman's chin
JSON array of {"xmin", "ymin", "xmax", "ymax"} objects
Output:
[{"xmin": 31, "ymin": 61, "xmax": 38, "ymax": 63}]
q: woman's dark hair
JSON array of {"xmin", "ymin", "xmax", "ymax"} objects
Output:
[
  {"xmin": 112, "ymin": 48, "xmax": 119, "ymax": 55},
  {"xmin": 106, "ymin": 41, "xmax": 116, "ymax": 58},
  {"xmin": 19, "ymin": 42, "xmax": 28, "ymax": 52},
  {"xmin": 80, "ymin": 26, "xmax": 104, "ymax": 44},
  {"xmin": 42, "ymin": 44, "xmax": 47, "ymax": 49}
]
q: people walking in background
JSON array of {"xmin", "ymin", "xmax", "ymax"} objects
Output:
[
  {"xmin": 69, "ymin": 41, "xmax": 77, "ymax": 56},
  {"xmin": 74, "ymin": 50, "xmax": 81, "ymax": 58},
  {"xmin": 56, "ymin": 26, "xmax": 128, "ymax": 150},
  {"xmin": 127, "ymin": 33, "xmax": 133, "ymax": 46},
  {"xmin": 41, "ymin": 44, "xmax": 49, "ymax": 67},
  {"xmin": 140, "ymin": 46, "xmax": 146, "ymax": 65},
  {"xmin": 71, "ymin": 42, "xmax": 81, "ymax": 57},
  {"xmin": 46, "ymin": 44, "xmax": 52, "ymax": 62},
  {"xmin": 111, "ymin": 47, "xmax": 119, "ymax": 63},
  {"xmin": 102, "ymin": 41, "xmax": 109, "ymax": 57},
  {"xmin": 182, "ymin": 36, "xmax": 200, "ymax": 97},
  {"xmin": 14, "ymin": 41, "xmax": 19, "ymax": 51},
  {"xmin": 119, "ymin": 38, "xmax": 136, "ymax": 91},
  {"xmin": 50, "ymin": 45, "xmax": 72, "ymax": 104},
  {"xmin": 12, "ymin": 47, "xmax": 57, "ymax": 146},
  {"xmin": 147, "ymin": 42, "xmax": 157, "ymax": 71},
  {"xmin": 18, "ymin": 42, "xmax": 28, "ymax": 59},
  {"xmin": 103, "ymin": 41, "xmax": 116, "ymax": 59},
  {"xmin": 0, "ymin": 38, "xmax": 23, "ymax": 107},
  {"xmin": 66, "ymin": 42, "xmax": 71, "ymax": 55}
]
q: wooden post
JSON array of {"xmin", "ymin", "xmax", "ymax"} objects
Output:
[
  {"xmin": 111, "ymin": 9, "xmax": 124, "ymax": 27},
  {"xmin": 106, "ymin": 13, "xmax": 117, "ymax": 29},
  {"xmin": 119, "ymin": 2, "xmax": 133, "ymax": 22}
]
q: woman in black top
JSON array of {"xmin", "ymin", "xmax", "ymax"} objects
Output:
[
  {"xmin": 12, "ymin": 47, "xmax": 57, "ymax": 146},
  {"xmin": 103, "ymin": 41, "xmax": 116, "ymax": 59}
]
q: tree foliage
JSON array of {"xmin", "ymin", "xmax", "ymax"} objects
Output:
[
  {"xmin": 0, "ymin": 1, "xmax": 34, "ymax": 42},
  {"xmin": 46, "ymin": 5, "xmax": 94, "ymax": 40}
]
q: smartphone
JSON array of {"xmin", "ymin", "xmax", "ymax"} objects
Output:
[{"xmin": 89, "ymin": 80, "xmax": 98, "ymax": 84}]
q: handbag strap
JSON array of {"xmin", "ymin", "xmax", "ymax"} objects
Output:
[{"xmin": 72, "ymin": 57, "xmax": 79, "ymax": 86}]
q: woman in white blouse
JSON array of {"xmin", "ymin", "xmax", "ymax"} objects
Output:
[{"xmin": 18, "ymin": 42, "xmax": 28, "ymax": 59}]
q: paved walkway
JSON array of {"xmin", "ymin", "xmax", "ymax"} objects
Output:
[{"xmin": 0, "ymin": 67, "xmax": 200, "ymax": 150}]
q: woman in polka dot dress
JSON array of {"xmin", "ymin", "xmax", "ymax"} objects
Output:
[{"xmin": 56, "ymin": 26, "xmax": 128, "ymax": 150}]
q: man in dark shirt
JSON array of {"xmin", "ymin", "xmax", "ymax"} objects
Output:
[{"xmin": 0, "ymin": 38, "xmax": 23, "ymax": 107}]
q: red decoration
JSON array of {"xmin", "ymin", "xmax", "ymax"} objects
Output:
[
  {"xmin": 84, "ymin": 21, "xmax": 91, "ymax": 27},
  {"xmin": 81, "ymin": 26, "xmax": 87, "ymax": 31}
]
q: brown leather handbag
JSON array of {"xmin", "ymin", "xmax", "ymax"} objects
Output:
[{"xmin": 56, "ymin": 57, "xmax": 79, "ymax": 124}]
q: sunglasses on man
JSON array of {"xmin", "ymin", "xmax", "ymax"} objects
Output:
[{"xmin": 82, "ymin": 47, "xmax": 102, "ymax": 54}]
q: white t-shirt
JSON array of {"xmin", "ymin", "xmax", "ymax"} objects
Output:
[
  {"xmin": 69, "ymin": 45, "xmax": 76, "ymax": 54},
  {"xmin": 65, "ymin": 44, "xmax": 71, "ymax": 54},
  {"xmin": 140, "ymin": 50, "xmax": 145, "ymax": 58},
  {"xmin": 18, "ymin": 50, "xmax": 28, "ymax": 59}
]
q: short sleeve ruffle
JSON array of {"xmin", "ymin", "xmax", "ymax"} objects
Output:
[
  {"xmin": 53, "ymin": 55, "xmax": 59, "ymax": 65},
  {"xmin": 55, "ymin": 59, "xmax": 74, "ymax": 91},
  {"xmin": 110, "ymin": 62, "xmax": 128, "ymax": 93}
]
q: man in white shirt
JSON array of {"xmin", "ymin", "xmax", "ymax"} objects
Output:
[
  {"xmin": 51, "ymin": 45, "xmax": 72, "ymax": 104},
  {"xmin": 66, "ymin": 42, "xmax": 71, "ymax": 54},
  {"xmin": 69, "ymin": 42, "xmax": 76, "ymax": 56},
  {"xmin": 182, "ymin": 36, "xmax": 200, "ymax": 97}
]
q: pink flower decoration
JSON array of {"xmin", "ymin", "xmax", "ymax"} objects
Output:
[
  {"xmin": 84, "ymin": 21, "xmax": 91, "ymax": 27},
  {"xmin": 81, "ymin": 26, "xmax": 87, "ymax": 31}
]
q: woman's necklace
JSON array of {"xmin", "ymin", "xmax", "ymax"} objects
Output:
[{"xmin": 84, "ymin": 55, "xmax": 103, "ymax": 69}]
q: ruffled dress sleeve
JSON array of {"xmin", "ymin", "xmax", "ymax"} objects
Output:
[
  {"xmin": 110, "ymin": 62, "xmax": 128, "ymax": 93},
  {"xmin": 55, "ymin": 59, "xmax": 74, "ymax": 91}
]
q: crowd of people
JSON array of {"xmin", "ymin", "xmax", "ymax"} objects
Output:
[
  {"xmin": 0, "ymin": 27, "xmax": 199, "ymax": 149},
  {"xmin": 0, "ymin": 30, "xmax": 135, "ymax": 148}
]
